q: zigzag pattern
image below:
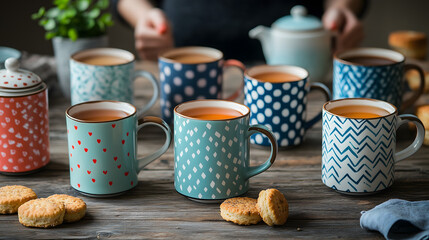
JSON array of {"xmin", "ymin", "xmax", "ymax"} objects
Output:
[
  {"xmin": 322, "ymin": 112, "xmax": 397, "ymax": 193},
  {"xmin": 333, "ymin": 63, "xmax": 403, "ymax": 107}
]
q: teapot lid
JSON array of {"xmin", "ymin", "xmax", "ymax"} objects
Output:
[
  {"xmin": 0, "ymin": 58, "xmax": 42, "ymax": 89},
  {"xmin": 273, "ymin": 5, "xmax": 322, "ymax": 31}
]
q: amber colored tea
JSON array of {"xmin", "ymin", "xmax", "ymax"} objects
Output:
[
  {"xmin": 168, "ymin": 53, "xmax": 217, "ymax": 64},
  {"xmin": 73, "ymin": 109, "xmax": 129, "ymax": 122},
  {"xmin": 180, "ymin": 107, "xmax": 243, "ymax": 120},
  {"xmin": 342, "ymin": 56, "xmax": 397, "ymax": 66},
  {"xmin": 78, "ymin": 55, "xmax": 129, "ymax": 66},
  {"xmin": 329, "ymin": 105, "xmax": 390, "ymax": 118},
  {"xmin": 252, "ymin": 72, "xmax": 301, "ymax": 83}
]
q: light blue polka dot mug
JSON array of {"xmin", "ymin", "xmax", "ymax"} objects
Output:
[
  {"xmin": 159, "ymin": 47, "xmax": 245, "ymax": 124},
  {"xmin": 71, "ymin": 48, "xmax": 159, "ymax": 117},
  {"xmin": 174, "ymin": 100, "xmax": 277, "ymax": 202},
  {"xmin": 244, "ymin": 65, "xmax": 331, "ymax": 148}
]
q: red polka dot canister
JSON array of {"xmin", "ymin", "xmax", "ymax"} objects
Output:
[{"xmin": 0, "ymin": 58, "xmax": 49, "ymax": 174}]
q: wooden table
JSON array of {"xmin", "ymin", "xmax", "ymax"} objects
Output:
[{"xmin": 1, "ymin": 61, "xmax": 428, "ymax": 239}]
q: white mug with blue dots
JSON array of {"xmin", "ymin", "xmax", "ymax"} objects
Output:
[
  {"xmin": 244, "ymin": 65, "xmax": 331, "ymax": 148},
  {"xmin": 159, "ymin": 47, "xmax": 245, "ymax": 124}
]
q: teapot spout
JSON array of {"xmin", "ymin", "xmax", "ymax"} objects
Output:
[
  {"xmin": 249, "ymin": 25, "xmax": 272, "ymax": 61},
  {"xmin": 249, "ymin": 25, "xmax": 270, "ymax": 41}
]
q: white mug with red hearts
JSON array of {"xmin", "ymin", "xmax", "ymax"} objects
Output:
[{"xmin": 65, "ymin": 101, "xmax": 172, "ymax": 197}]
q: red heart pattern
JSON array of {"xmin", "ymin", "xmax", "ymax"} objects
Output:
[{"xmin": 67, "ymin": 118, "xmax": 136, "ymax": 194}]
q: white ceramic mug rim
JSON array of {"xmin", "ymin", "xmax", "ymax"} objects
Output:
[
  {"xmin": 71, "ymin": 48, "xmax": 135, "ymax": 66},
  {"xmin": 174, "ymin": 99, "xmax": 250, "ymax": 121},
  {"xmin": 159, "ymin": 46, "xmax": 223, "ymax": 64},
  {"xmin": 66, "ymin": 100, "xmax": 137, "ymax": 123},
  {"xmin": 245, "ymin": 65, "xmax": 309, "ymax": 83},
  {"xmin": 334, "ymin": 47, "xmax": 405, "ymax": 66},
  {"xmin": 323, "ymin": 98, "xmax": 398, "ymax": 119}
]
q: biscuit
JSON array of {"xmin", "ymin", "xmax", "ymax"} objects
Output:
[
  {"xmin": 256, "ymin": 188, "xmax": 289, "ymax": 226},
  {"xmin": 18, "ymin": 198, "xmax": 65, "ymax": 228},
  {"xmin": 0, "ymin": 185, "xmax": 37, "ymax": 214},
  {"xmin": 416, "ymin": 105, "xmax": 429, "ymax": 146},
  {"xmin": 406, "ymin": 70, "xmax": 429, "ymax": 93},
  {"xmin": 47, "ymin": 194, "xmax": 86, "ymax": 223},
  {"xmin": 220, "ymin": 197, "xmax": 262, "ymax": 225},
  {"xmin": 389, "ymin": 31, "xmax": 427, "ymax": 60}
]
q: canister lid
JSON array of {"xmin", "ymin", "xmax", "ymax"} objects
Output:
[{"xmin": 0, "ymin": 58, "xmax": 42, "ymax": 89}]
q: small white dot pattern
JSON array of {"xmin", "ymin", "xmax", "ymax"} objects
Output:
[
  {"xmin": 159, "ymin": 60, "xmax": 223, "ymax": 124},
  {"xmin": 244, "ymin": 77, "xmax": 309, "ymax": 147},
  {"xmin": 174, "ymin": 115, "xmax": 250, "ymax": 200}
]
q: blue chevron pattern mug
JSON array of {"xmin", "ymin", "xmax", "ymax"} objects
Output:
[
  {"xmin": 333, "ymin": 48, "xmax": 425, "ymax": 111},
  {"xmin": 71, "ymin": 48, "xmax": 159, "ymax": 117},
  {"xmin": 244, "ymin": 65, "xmax": 331, "ymax": 147},
  {"xmin": 174, "ymin": 100, "xmax": 277, "ymax": 201},
  {"xmin": 322, "ymin": 98, "xmax": 425, "ymax": 194}
]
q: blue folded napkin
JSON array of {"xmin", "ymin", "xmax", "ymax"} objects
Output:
[{"xmin": 360, "ymin": 199, "xmax": 429, "ymax": 240}]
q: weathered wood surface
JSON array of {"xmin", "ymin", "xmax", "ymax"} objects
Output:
[{"xmin": 0, "ymin": 61, "xmax": 428, "ymax": 240}]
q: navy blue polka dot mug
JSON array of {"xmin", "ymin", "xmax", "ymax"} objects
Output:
[
  {"xmin": 244, "ymin": 65, "xmax": 331, "ymax": 148},
  {"xmin": 159, "ymin": 47, "xmax": 245, "ymax": 124}
]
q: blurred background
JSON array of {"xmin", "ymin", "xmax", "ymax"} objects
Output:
[{"xmin": 1, "ymin": 0, "xmax": 428, "ymax": 58}]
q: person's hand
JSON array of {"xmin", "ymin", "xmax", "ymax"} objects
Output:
[
  {"xmin": 322, "ymin": 7, "xmax": 364, "ymax": 52},
  {"xmin": 134, "ymin": 8, "xmax": 174, "ymax": 60}
]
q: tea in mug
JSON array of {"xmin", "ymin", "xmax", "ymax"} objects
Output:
[
  {"xmin": 252, "ymin": 72, "xmax": 301, "ymax": 83},
  {"xmin": 342, "ymin": 56, "xmax": 397, "ymax": 66},
  {"xmin": 180, "ymin": 107, "xmax": 243, "ymax": 120},
  {"xmin": 329, "ymin": 105, "xmax": 390, "ymax": 119},
  {"xmin": 168, "ymin": 53, "xmax": 218, "ymax": 64},
  {"xmin": 72, "ymin": 109, "xmax": 129, "ymax": 122},
  {"xmin": 78, "ymin": 55, "xmax": 129, "ymax": 66}
]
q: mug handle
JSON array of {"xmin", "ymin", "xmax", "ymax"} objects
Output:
[
  {"xmin": 244, "ymin": 124, "xmax": 278, "ymax": 180},
  {"xmin": 133, "ymin": 70, "xmax": 160, "ymax": 117},
  {"xmin": 223, "ymin": 59, "xmax": 246, "ymax": 101},
  {"xmin": 395, "ymin": 114, "xmax": 425, "ymax": 162},
  {"xmin": 401, "ymin": 64, "xmax": 425, "ymax": 111},
  {"xmin": 304, "ymin": 82, "xmax": 332, "ymax": 130},
  {"xmin": 136, "ymin": 116, "xmax": 172, "ymax": 171}
]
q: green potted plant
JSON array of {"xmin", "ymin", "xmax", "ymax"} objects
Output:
[{"xmin": 32, "ymin": 0, "xmax": 113, "ymax": 98}]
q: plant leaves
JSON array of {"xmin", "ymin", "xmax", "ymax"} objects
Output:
[
  {"xmin": 44, "ymin": 19, "xmax": 56, "ymax": 31},
  {"xmin": 45, "ymin": 32, "xmax": 56, "ymax": 40},
  {"xmin": 54, "ymin": 0, "xmax": 70, "ymax": 10},
  {"xmin": 46, "ymin": 8, "xmax": 60, "ymax": 18},
  {"xmin": 99, "ymin": 13, "xmax": 113, "ymax": 26},
  {"xmin": 68, "ymin": 28, "xmax": 78, "ymax": 41},
  {"xmin": 76, "ymin": 0, "xmax": 91, "ymax": 11},
  {"xmin": 87, "ymin": 8, "xmax": 100, "ymax": 18},
  {"xmin": 31, "ymin": 7, "xmax": 45, "ymax": 19},
  {"xmin": 96, "ymin": 0, "xmax": 109, "ymax": 9}
]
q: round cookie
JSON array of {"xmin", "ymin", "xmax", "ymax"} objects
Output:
[
  {"xmin": 256, "ymin": 188, "xmax": 289, "ymax": 226},
  {"xmin": 220, "ymin": 197, "xmax": 262, "ymax": 225},
  {"xmin": 0, "ymin": 185, "xmax": 37, "ymax": 214},
  {"xmin": 406, "ymin": 70, "xmax": 429, "ymax": 93},
  {"xmin": 389, "ymin": 31, "xmax": 427, "ymax": 60},
  {"xmin": 47, "ymin": 194, "xmax": 86, "ymax": 223},
  {"xmin": 18, "ymin": 198, "xmax": 65, "ymax": 228}
]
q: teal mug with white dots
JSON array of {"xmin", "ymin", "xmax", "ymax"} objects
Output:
[
  {"xmin": 173, "ymin": 100, "xmax": 278, "ymax": 202},
  {"xmin": 158, "ymin": 47, "xmax": 245, "ymax": 124}
]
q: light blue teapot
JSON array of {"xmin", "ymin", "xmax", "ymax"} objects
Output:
[{"xmin": 249, "ymin": 5, "xmax": 331, "ymax": 82}]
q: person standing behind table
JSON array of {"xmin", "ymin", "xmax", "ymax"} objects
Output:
[{"xmin": 111, "ymin": 0, "xmax": 367, "ymax": 63}]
